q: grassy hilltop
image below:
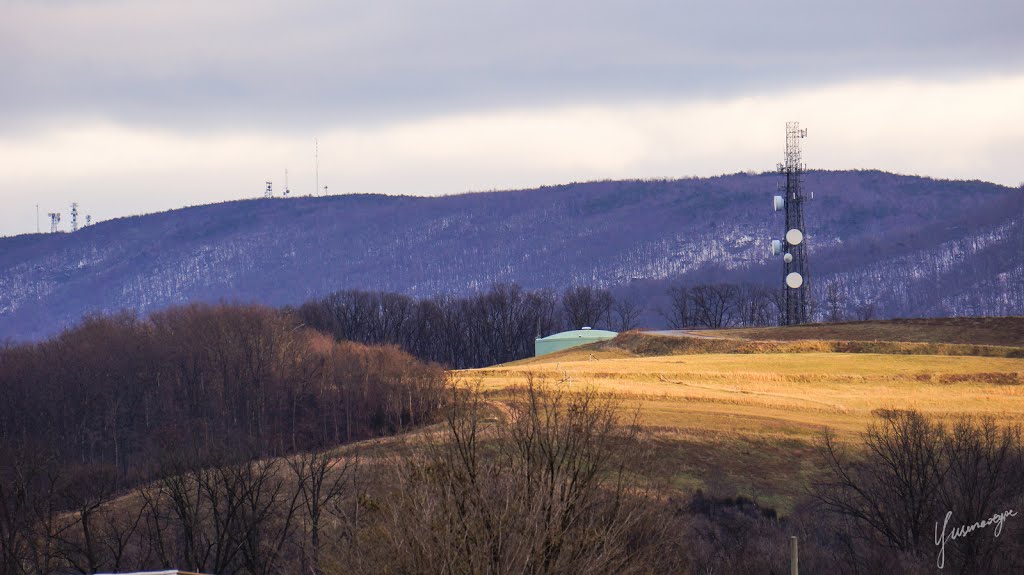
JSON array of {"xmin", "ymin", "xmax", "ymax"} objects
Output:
[{"xmin": 462, "ymin": 318, "xmax": 1024, "ymax": 512}]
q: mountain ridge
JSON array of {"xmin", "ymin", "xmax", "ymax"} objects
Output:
[{"xmin": 2, "ymin": 170, "xmax": 1021, "ymax": 341}]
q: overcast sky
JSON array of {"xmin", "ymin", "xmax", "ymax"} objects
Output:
[{"xmin": 2, "ymin": 0, "xmax": 1023, "ymax": 236}]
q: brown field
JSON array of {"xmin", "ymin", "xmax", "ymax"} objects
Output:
[{"xmin": 459, "ymin": 329, "xmax": 1024, "ymax": 513}]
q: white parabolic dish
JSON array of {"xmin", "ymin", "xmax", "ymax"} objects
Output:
[
  {"xmin": 783, "ymin": 253, "xmax": 793, "ymax": 264},
  {"xmin": 785, "ymin": 272, "xmax": 803, "ymax": 289},
  {"xmin": 785, "ymin": 228, "xmax": 803, "ymax": 245}
]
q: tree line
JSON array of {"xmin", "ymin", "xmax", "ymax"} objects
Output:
[
  {"xmin": 0, "ymin": 303, "xmax": 446, "ymax": 487},
  {"xmin": 295, "ymin": 282, "xmax": 811, "ymax": 369},
  {"xmin": 294, "ymin": 284, "xmax": 641, "ymax": 369}
]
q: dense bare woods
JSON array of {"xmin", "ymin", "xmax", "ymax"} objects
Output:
[
  {"xmin": 812, "ymin": 411, "xmax": 1024, "ymax": 573},
  {"xmin": 3, "ymin": 366, "xmax": 1021, "ymax": 573},
  {"xmin": 296, "ymin": 284, "xmax": 567, "ymax": 369},
  {"xmin": 663, "ymin": 283, "xmax": 778, "ymax": 329},
  {"xmin": 297, "ymin": 281, "xmax": 789, "ymax": 370},
  {"xmin": 0, "ymin": 303, "xmax": 447, "ymax": 574},
  {"xmin": 0, "ymin": 378, "xmax": 677, "ymax": 574},
  {"xmin": 375, "ymin": 380, "xmax": 660, "ymax": 574},
  {"xmin": 0, "ymin": 303, "xmax": 446, "ymax": 481}
]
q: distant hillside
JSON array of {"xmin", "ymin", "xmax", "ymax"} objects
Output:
[{"xmin": 1, "ymin": 170, "xmax": 1021, "ymax": 341}]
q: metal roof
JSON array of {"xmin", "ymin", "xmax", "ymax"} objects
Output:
[{"xmin": 537, "ymin": 329, "xmax": 618, "ymax": 341}]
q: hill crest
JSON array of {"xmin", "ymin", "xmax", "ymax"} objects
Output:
[{"xmin": 1, "ymin": 170, "xmax": 1021, "ymax": 340}]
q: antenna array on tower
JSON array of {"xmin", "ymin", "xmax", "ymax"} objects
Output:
[
  {"xmin": 48, "ymin": 212, "xmax": 61, "ymax": 234},
  {"xmin": 770, "ymin": 122, "xmax": 812, "ymax": 325},
  {"xmin": 71, "ymin": 203, "xmax": 79, "ymax": 232}
]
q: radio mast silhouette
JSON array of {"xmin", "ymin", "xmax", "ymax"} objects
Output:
[
  {"xmin": 48, "ymin": 212, "xmax": 61, "ymax": 233},
  {"xmin": 771, "ymin": 122, "xmax": 811, "ymax": 325},
  {"xmin": 70, "ymin": 203, "xmax": 79, "ymax": 232}
]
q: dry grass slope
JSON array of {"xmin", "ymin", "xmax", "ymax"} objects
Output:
[
  {"xmin": 596, "ymin": 329, "xmax": 1024, "ymax": 358},
  {"xmin": 464, "ymin": 323, "xmax": 1024, "ymax": 513}
]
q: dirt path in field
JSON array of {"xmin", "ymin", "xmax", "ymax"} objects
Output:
[
  {"xmin": 646, "ymin": 330, "xmax": 733, "ymax": 340},
  {"xmin": 656, "ymin": 375, "xmax": 848, "ymax": 412}
]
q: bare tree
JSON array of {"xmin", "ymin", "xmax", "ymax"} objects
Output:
[
  {"xmin": 0, "ymin": 448, "xmax": 62, "ymax": 575},
  {"xmin": 824, "ymin": 281, "xmax": 846, "ymax": 323},
  {"xmin": 936, "ymin": 417, "xmax": 1023, "ymax": 572},
  {"xmin": 812, "ymin": 410, "xmax": 1024, "ymax": 571},
  {"xmin": 611, "ymin": 295, "xmax": 643, "ymax": 332},
  {"xmin": 50, "ymin": 464, "xmax": 146, "ymax": 575},
  {"xmin": 735, "ymin": 284, "xmax": 773, "ymax": 327},
  {"xmin": 562, "ymin": 286, "xmax": 614, "ymax": 330},
  {"xmin": 853, "ymin": 301, "xmax": 877, "ymax": 321},
  {"xmin": 380, "ymin": 379, "xmax": 655, "ymax": 574},
  {"xmin": 140, "ymin": 455, "xmax": 302, "ymax": 575},
  {"xmin": 689, "ymin": 284, "xmax": 739, "ymax": 328},
  {"xmin": 767, "ymin": 287, "xmax": 785, "ymax": 326},
  {"xmin": 662, "ymin": 285, "xmax": 692, "ymax": 329},
  {"xmin": 813, "ymin": 410, "xmax": 946, "ymax": 552},
  {"xmin": 288, "ymin": 450, "xmax": 359, "ymax": 575}
]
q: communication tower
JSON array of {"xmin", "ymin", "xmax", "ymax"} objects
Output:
[
  {"xmin": 770, "ymin": 122, "xmax": 812, "ymax": 325},
  {"xmin": 265, "ymin": 181, "xmax": 273, "ymax": 198},
  {"xmin": 48, "ymin": 212, "xmax": 61, "ymax": 233},
  {"xmin": 86, "ymin": 215, "xmax": 92, "ymax": 226},
  {"xmin": 71, "ymin": 203, "xmax": 79, "ymax": 231},
  {"xmin": 284, "ymin": 168, "xmax": 290, "ymax": 196}
]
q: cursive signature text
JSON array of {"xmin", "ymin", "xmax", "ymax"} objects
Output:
[{"xmin": 935, "ymin": 509, "xmax": 1017, "ymax": 569}]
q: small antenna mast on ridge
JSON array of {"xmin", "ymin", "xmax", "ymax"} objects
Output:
[
  {"xmin": 314, "ymin": 138, "xmax": 319, "ymax": 197},
  {"xmin": 284, "ymin": 168, "xmax": 290, "ymax": 196}
]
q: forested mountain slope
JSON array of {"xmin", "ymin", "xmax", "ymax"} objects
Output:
[{"xmin": 1, "ymin": 170, "xmax": 1021, "ymax": 340}]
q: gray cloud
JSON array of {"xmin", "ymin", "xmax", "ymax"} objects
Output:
[{"xmin": 3, "ymin": 0, "xmax": 1023, "ymax": 132}]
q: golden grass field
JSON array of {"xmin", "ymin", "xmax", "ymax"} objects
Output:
[{"xmin": 459, "ymin": 323, "xmax": 1024, "ymax": 513}]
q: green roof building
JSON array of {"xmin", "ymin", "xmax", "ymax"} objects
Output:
[{"xmin": 534, "ymin": 327, "xmax": 618, "ymax": 357}]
